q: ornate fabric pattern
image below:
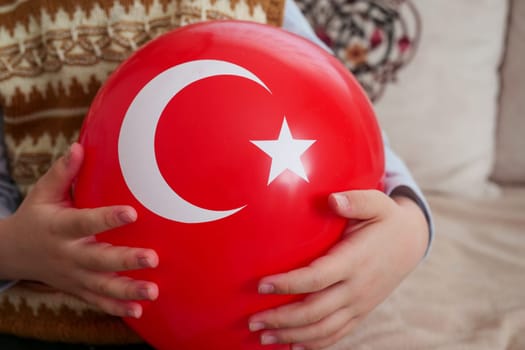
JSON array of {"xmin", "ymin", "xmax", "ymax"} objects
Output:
[
  {"xmin": 0, "ymin": 0, "xmax": 283, "ymax": 196},
  {"xmin": 295, "ymin": 0, "xmax": 420, "ymax": 102}
]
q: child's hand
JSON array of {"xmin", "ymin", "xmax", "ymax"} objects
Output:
[
  {"xmin": 248, "ymin": 190, "xmax": 429, "ymax": 349},
  {"xmin": 0, "ymin": 143, "xmax": 158, "ymax": 318}
]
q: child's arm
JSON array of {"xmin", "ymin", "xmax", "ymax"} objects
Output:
[
  {"xmin": 247, "ymin": 129, "xmax": 432, "ymax": 349},
  {"xmin": 248, "ymin": 188, "xmax": 429, "ymax": 349},
  {"xmin": 282, "ymin": 0, "xmax": 433, "ymax": 252},
  {"xmin": 0, "ymin": 143, "xmax": 159, "ymax": 318}
]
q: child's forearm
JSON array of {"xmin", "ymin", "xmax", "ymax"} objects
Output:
[{"xmin": 391, "ymin": 195, "xmax": 430, "ymax": 263}]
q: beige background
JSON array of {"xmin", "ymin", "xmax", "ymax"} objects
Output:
[
  {"xmin": 491, "ymin": 0, "xmax": 525, "ymax": 185},
  {"xmin": 374, "ymin": 0, "xmax": 508, "ymax": 198}
]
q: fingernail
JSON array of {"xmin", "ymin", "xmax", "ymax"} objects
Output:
[
  {"xmin": 332, "ymin": 193, "xmax": 350, "ymax": 210},
  {"xmin": 249, "ymin": 321, "xmax": 266, "ymax": 332},
  {"xmin": 138, "ymin": 287, "xmax": 152, "ymax": 300},
  {"xmin": 138, "ymin": 256, "xmax": 153, "ymax": 268},
  {"xmin": 258, "ymin": 283, "xmax": 275, "ymax": 294},
  {"xmin": 127, "ymin": 307, "xmax": 141, "ymax": 318},
  {"xmin": 139, "ymin": 283, "xmax": 159, "ymax": 300},
  {"xmin": 261, "ymin": 334, "xmax": 278, "ymax": 345},
  {"xmin": 118, "ymin": 210, "xmax": 136, "ymax": 224},
  {"xmin": 292, "ymin": 345, "xmax": 306, "ymax": 350}
]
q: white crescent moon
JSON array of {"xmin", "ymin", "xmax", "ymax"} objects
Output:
[{"xmin": 118, "ymin": 59, "xmax": 271, "ymax": 223}]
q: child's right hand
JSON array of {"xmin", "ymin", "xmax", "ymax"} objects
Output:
[{"xmin": 0, "ymin": 143, "xmax": 158, "ymax": 318}]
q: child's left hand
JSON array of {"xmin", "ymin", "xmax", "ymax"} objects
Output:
[{"xmin": 248, "ymin": 189, "xmax": 429, "ymax": 349}]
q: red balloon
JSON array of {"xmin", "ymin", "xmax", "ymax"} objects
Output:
[{"xmin": 74, "ymin": 21, "xmax": 384, "ymax": 350}]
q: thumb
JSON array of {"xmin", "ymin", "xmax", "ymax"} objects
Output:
[
  {"xmin": 30, "ymin": 143, "xmax": 84, "ymax": 203},
  {"xmin": 328, "ymin": 189, "xmax": 392, "ymax": 221}
]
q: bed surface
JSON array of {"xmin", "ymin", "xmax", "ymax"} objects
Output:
[{"xmin": 332, "ymin": 188, "xmax": 525, "ymax": 350}]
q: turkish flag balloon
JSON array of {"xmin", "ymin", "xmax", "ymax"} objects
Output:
[{"xmin": 74, "ymin": 21, "xmax": 384, "ymax": 350}]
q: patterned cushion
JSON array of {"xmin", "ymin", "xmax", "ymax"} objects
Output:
[{"xmin": 295, "ymin": 0, "xmax": 421, "ymax": 102}]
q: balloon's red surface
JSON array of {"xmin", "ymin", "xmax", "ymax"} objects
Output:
[{"xmin": 74, "ymin": 21, "xmax": 384, "ymax": 350}]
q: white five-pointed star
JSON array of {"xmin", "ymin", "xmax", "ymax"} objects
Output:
[{"xmin": 251, "ymin": 117, "xmax": 316, "ymax": 185}]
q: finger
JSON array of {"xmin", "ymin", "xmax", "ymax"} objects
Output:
[
  {"xmin": 258, "ymin": 307, "xmax": 354, "ymax": 346},
  {"xmin": 55, "ymin": 205, "xmax": 137, "ymax": 238},
  {"xmin": 80, "ymin": 273, "xmax": 158, "ymax": 302},
  {"xmin": 328, "ymin": 189, "xmax": 394, "ymax": 221},
  {"xmin": 78, "ymin": 289, "xmax": 144, "ymax": 318},
  {"xmin": 295, "ymin": 316, "xmax": 360, "ymax": 350},
  {"xmin": 258, "ymin": 237, "xmax": 359, "ymax": 295},
  {"xmin": 250, "ymin": 281, "xmax": 351, "ymax": 330},
  {"xmin": 258, "ymin": 256, "xmax": 345, "ymax": 295},
  {"xmin": 30, "ymin": 143, "xmax": 84, "ymax": 203},
  {"xmin": 75, "ymin": 242, "xmax": 158, "ymax": 272}
]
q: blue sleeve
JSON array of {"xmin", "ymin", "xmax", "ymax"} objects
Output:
[
  {"xmin": 0, "ymin": 110, "xmax": 21, "ymax": 218},
  {"xmin": 282, "ymin": 0, "xmax": 434, "ymax": 254},
  {"xmin": 0, "ymin": 110, "xmax": 22, "ymax": 292},
  {"xmin": 381, "ymin": 132, "xmax": 434, "ymax": 255},
  {"xmin": 0, "ymin": 280, "xmax": 16, "ymax": 292},
  {"xmin": 282, "ymin": 0, "xmax": 332, "ymax": 52}
]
